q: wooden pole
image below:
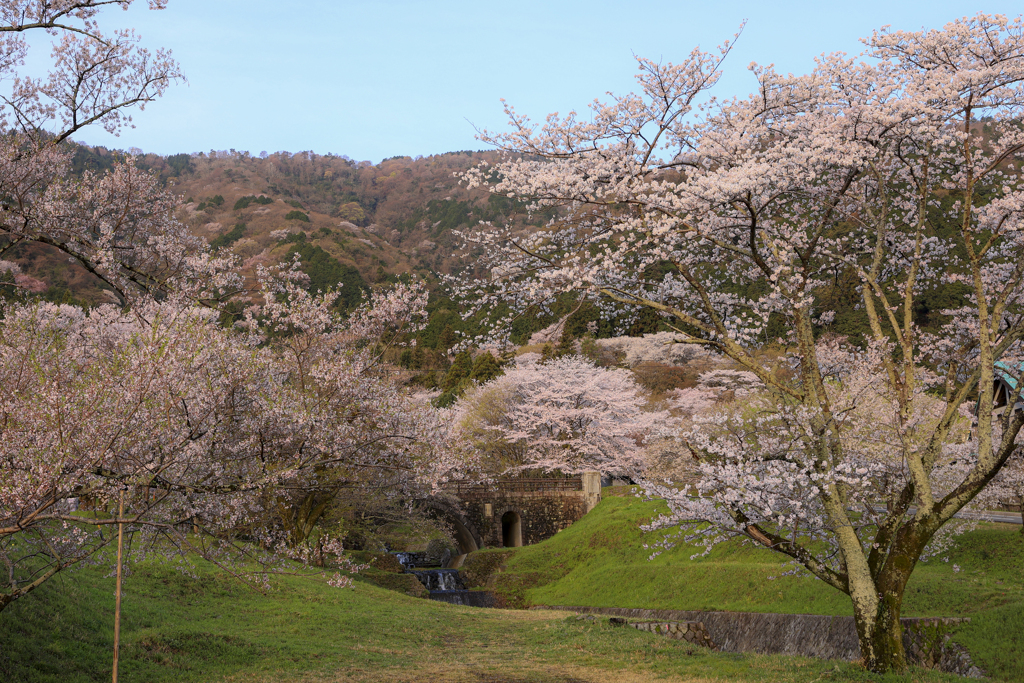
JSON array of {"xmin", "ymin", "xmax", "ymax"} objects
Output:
[{"xmin": 113, "ymin": 490, "xmax": 125, "ymax": 683}]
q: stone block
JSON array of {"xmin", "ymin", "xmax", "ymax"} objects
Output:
[{"xmin": 537, "ymin": 607, "xmax": 975, "ymax": 672}]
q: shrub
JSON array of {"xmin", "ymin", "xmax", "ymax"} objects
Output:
[
  {"xmin": 278, "ymin": 231, "xmax": 306, "ymax": 244},
  {"xmin": 208, "ymin": 223, "xmax": 247, "ymax": 251},
  {"xmin": 354, "ymin": 569, "xmax": 428, "ymax": 597},
  {"xmin": 470, "ymin": 353, "xmax": 503, "ymax": 383},
  {"xmin": 285, "ymin": 210, "xmax": 310, "ymax": 222},
  {"xmin": 631, "ymin": 362, "xmax": 697, "ymax": 393},
  {"xmin": 234, "ymin": 195, "xmax": 274, "ymax": 210},
  {"xmin": 347, "ymin": 551, "xmax": 404, "ymax": 573}
]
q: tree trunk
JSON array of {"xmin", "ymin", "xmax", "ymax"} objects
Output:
[
  {"xmin": 854, "ymin": 585, "xmax": 908, "ymax": 673},
  {"xmin": 277, "ymin": 492, "xmax": 334, "ymax": 548},
  {"xmin": 854, "ymin": 522, "xmax": 932, "ymax": 673}
]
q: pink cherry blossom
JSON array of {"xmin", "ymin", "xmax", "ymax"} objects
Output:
[
  {"xmin": 452, "ymin": 354, "xmax": 671, "ymax": 477},
  {"xmin": 457, "ymin": 14, "xmax": 1024, "ymax": 673}
]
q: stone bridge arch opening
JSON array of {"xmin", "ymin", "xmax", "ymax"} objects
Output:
[
  {"xmin": 424, "ymin": 473, "xmax": 601, "ymax": 553},
  {"xmin": 501, "ymin": 510, "xmax": 522, "ymax": 547},
  {"xmin": 449, "ymin": 514, "xmax": 480, "ymax": 554},
  {"xmin": 420, "ymin": 499, "xmax": 481, "ymax": 556}
]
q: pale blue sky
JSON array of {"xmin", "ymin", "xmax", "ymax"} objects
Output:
[{"xmin": 59, "ymin": 1, "xmax": 1024, "ymax": 162}]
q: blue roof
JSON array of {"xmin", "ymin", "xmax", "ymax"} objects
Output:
[{"xmin": 994, "ymin": 361, "xmax": 1023, "ymax": 393}]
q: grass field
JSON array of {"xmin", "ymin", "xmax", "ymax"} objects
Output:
[
  {"xmin": 471, "ymin": 490, "xmax": 1024, "ymax": 681},
  {"xmin": 0, "ymin": 491, "xmax": 1021, "ymax": 682},
  {"xmin": 0, "ymin": 557, "xmax": 968, "ymax": 683}
]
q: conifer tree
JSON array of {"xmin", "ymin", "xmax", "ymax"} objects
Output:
[{"xmin": 470, "ymin": 352, "xmax": 502, "ymax": 383}]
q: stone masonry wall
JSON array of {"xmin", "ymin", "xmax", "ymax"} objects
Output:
[
  {"xmin": 536, "ymin": 606, "xmax": 983, "ymax": 677},
  {"xmin": 625, "ymin": 621, "xmax": 718, "ymax": 650},
  {"xmin": 464, "ymin": 491, "xmax": 589, "ymax": 547},
  {"xmin": 449, "ymin": 473, "xmax": 601, "ymax": 549}
]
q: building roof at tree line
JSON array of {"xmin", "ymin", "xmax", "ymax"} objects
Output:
[{"xmin": 994, "ymin": 361, "xmax": 1024, "ymax": 393}]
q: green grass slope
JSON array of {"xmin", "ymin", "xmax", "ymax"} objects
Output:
[
  {"xmin": 2, "ymin": 493, "xmax": 1020, "ymax": 682},
  {"xmin": 0, "ymin": 556, "xmax": 968, "ymax": 683},
  {"xmin": 472, "ymin": 490, "xmax": 1024, "ymax": 681}
]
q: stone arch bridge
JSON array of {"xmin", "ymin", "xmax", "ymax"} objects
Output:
[{"xmin": 424, "ymin": 473, "xmax": 602, "ymax": 556}]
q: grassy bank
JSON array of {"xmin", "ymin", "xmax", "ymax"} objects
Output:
[
  {"xmin": 0, "ymin": 555, "xmax": 967, "ymax": 683},
  {"xmin": 470, "ymin": 490, "xmax": 1024, "ymax": 681},
  {"xmin": 2, "ymin": 492, "xmax": 1020, "ymax": 682}
]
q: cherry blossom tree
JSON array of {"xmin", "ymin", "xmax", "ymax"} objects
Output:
[
  {"xmin": 0, "ymin": 274, "xmax": 454, "ymax": 611},
  {"xmin": 975, "ymin": 421, "xmax": 1024, "ymax": 531},
  {"xmin": 0, "ymin": 2, "xmax": 237, "ymax": 302},
  {"xmin": 459, "ymin": 14, "xmax": 1024, "ymax": 672},
  {"xmin": 454, "ymin": 354, "xmax": 667, "ymax": 477},
  {"xmin": 0, "ymin": 3, "xmax": 466, "ymax": 611}
]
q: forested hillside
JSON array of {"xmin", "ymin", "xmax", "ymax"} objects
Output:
[
  {"xmin": 34, "ymin": 146, "xmax": 510, "ymax": 299},
  {"xmin": 0, "ymin": 137, "xmax": 986, "ymax": 359},
  {"xmin": 2, "ymin": 144, "xmax": 610, "ymax": 363}
]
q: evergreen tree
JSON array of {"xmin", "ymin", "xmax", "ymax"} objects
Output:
[
  {"xmin": 555, "ymin": 326, "xmax": 575, "ymax": 358},
  {"xmin": 437, "ymin": 324, "xmax": 456, "ymax": 352},
  {"xmin": 470, "ymin": 352, "xmax": 502, "ymax": 383},
  {"xmin": 440, "ymin": 350, "xmax": 472, "ymax": 394}
]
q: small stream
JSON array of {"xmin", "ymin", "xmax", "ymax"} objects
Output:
[
  {"xmin": 393, "ymin": 554, "xmax": 495, "ymax": 608},
  {"xmin": 429, "ymin": 590, "xmax": 495, "ymax": 607},
  {"xmin": 393, "ymin": 552, "xmax": 428, "ymax": 568},
  {"xmin": 410, "ymin": 568, "xmax": 463, "ymax": 591}
]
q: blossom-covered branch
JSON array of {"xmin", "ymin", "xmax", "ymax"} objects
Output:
[{"xmin": 459, "ymin": 13, "xmax": 1024, "ymax": 673}]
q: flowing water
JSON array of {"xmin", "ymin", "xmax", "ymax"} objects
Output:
[
  {"xmin": 393, "ymin": 552, "xmax": 428, "ymax": 568},
  {"xmin": 407, "ymin": 567, "xmax": 495, "ymax": 607},
  {"xmin": 410, "ymin": 568, "xmax": 464, "ymax": 591}
]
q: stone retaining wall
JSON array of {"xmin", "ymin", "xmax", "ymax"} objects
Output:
[
  {"xmin": 902, "ymin": 618, "xmax": 981, "ymax": 677},
  {"xmin": 457, "ymin": 473, "xmax": 602, "ymax": 548},
  {"xmin": 625, "ymin": 621, "xmax": 717, "ymax": 650},
  {"xmin": 533, "ymin": 606, "xmax": 982, "ymax": 677},
  {"xmin": 438, "ymin": 474, "xmax": 602, "ymax": 550}
]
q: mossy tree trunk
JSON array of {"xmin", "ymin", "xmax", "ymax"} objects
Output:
[
  {"xmin": 277, "ymin": 492, "xmax": 336, "ymax": 552},
  {"xmin": 850, "ymin": 525, "xmax": 929, "ymax": 673}
]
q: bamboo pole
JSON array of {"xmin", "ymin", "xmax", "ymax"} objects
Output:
[{"xmin": 113, "ymin": 490, "xmax": 125, "ymax": 683}]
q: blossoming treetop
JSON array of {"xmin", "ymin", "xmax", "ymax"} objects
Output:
[{"xmin": 458, "ymin": 14, "xmax": 1024, "ymax": 673}]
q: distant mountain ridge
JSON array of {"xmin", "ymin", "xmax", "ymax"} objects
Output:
[{"xmin": 9, "ymin": 145, "xmax": 519, "ymax": 305}]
